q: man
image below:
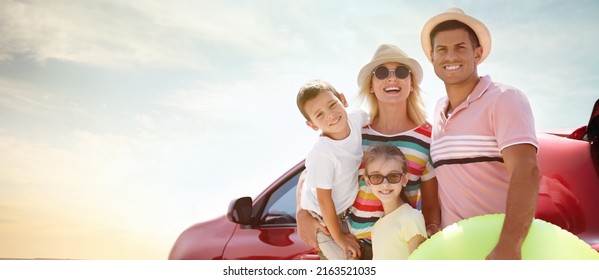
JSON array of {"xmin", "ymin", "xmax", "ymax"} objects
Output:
[{"xmin": 421, "ymin": 8, "xmax": 540, "ymax": 259}]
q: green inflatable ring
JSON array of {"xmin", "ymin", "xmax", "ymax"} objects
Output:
[{"xmin": 408, "ymin": 214, "xmax": 599, "ymax": 260}]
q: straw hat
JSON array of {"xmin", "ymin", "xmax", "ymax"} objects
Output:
[
  {"xmin": 420, "ymin": 7, "xmax": 491, "ymax": 64},
  {"xmin": 357, "ymin": 44, "xmax": 423, "ymax": 88}
]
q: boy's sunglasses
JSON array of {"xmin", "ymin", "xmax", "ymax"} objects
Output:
[
  {"xmin": 373, "ymin": 65, "xmax": 410, "ymax": 80},
  {"xmin": 365, "ymin": 172, "xmax": 405, "ymax": 185}
]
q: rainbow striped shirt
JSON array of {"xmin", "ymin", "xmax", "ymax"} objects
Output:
[{"xmin": 348, "ymin": 123, "xmax": 435, "ymax": 241}]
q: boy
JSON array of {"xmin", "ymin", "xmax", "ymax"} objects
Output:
[{"xmin": 296, "ymin": 79, "xmax": 369, "ymax": 260}]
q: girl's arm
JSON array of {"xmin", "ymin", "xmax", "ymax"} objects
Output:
[{"xmin": 408, "ymin": 234, "xmax": 427, "ymax": 254}]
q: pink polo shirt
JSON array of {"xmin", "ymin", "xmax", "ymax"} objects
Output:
[{"xmin": 431, "ymin": 75, "xmax": 538, "ymax": 228}]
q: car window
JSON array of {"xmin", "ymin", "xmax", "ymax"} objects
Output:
[{"xmin": 259, "ymin": 171, "xmax": 300, "ymax": 226}]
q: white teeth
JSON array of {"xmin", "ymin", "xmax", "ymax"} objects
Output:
[
  {"xmin": 384, "ymin": 87, "xmax": 400, "ymax": 92},
  {"xmin": 329, "ymin": 116, "xmax": 340, "ymax": 126},
  {"xmin": 445, "ymin": 65, "xmax": 460, "ymax": 71}
]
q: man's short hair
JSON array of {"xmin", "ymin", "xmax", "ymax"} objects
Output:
[{"xmin": 430, "ymin": 20, "xmax": 480, "ymax": 49}]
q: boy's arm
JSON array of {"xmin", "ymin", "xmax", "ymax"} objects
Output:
[
  {"xmin": 316, "ymin": 188, "xmax": 343, "ymax": 240},
  {"xmin": 316, "ymin": 188, "xmax": 360, "ymax": 259}
]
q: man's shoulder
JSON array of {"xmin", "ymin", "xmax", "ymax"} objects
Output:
[{"xmin": 484, "ymin": 76, "xmax": 525, "ymax": 97}]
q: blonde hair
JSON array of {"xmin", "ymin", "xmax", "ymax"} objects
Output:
[{"xmin": 358, "ymin": 68, "xmax": 426, "ymax": 125}]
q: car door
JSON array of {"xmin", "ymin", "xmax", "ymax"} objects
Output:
[{"xmin": 221, "ymin": 164, "xmax": 319, "ymax": 260}]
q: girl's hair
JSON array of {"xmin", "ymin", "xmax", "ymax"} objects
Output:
[
  {"xmin": 363, "ymin": 144, "xmax": 409, "ymax": 203},
  {"xmin": 357, "ymin": 66, "xmax": 426, "ymax": 126}
]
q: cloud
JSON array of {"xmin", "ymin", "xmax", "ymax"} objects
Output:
[
  {"xmin": 0, "ymin": 0, "xmax": 330, "ymax": 71},
  {"xmin": 0, "ymin": 77, "xmax": 60, "ymax": 116},
  {"xmin": 0, "ymin": 0, "xmax": 210, "ymax": 69}
]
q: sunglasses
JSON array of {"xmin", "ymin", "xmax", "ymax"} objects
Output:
[
  {"xmin": 373, "ymin": 65, "xmax": 410, "ymax": 80},
  {"xmin": 365, "ymin": 172, "xmax": 405, "ymax": 185}
]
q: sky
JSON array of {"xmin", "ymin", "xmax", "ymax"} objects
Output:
[{"xmin": 0, "ymin": 0, "xmax": 597, "ymax": 260}]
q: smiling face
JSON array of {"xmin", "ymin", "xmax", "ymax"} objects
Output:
[
  {"xmin": 364, "ymin": 157, "xmax": 408, "ymax": 204},
  {"xmin": 370, "ymin": 62, "xmax": 413, "ymax": 105},
  {"xmin": 431, "ymin": 28, "xmax": 482, "ymax": 86},
  {"xmin": 304, "ymin": 89, "xmax": 349, "ymax": 140}
]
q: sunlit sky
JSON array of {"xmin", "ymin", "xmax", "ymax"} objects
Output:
[{"xmin": 0, "ymin": 0, "xmax": 597, "ymax": 260}]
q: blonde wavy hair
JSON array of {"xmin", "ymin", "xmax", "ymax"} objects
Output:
[{"xmin": 357, "ymin": 68, "xmax": 427, "ymax": 126}]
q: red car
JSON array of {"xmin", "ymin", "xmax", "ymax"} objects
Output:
[{"xmin": 168, "ymin": 100, "xmax": 599, "ymax": 260}]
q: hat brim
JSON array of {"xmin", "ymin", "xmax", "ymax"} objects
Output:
[
  {"xmin": 357, "ymin": 57, "xmax": 423, "ymax": 89},
  {"xmin": 420, "ymin": 10, "xmax": 491, "ymax": 64}
]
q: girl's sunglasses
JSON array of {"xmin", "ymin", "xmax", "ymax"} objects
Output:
[
  {"xmin": 365, "ymin": 172, "xmax": 405, "ymax": 185},
  {"xmin": 373, "ymin": 65, "xmax": 410, "ymax": 80}
]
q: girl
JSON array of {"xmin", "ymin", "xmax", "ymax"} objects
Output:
[{"xmin": 363, "ymin": 144, "xmax": 427, "ymax": 259}]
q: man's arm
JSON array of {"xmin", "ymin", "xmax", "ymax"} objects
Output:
[
  {"xmin": 487, "ymin": 143, "xmax": 540, "ymax": 260},
  {"xmin": 296, "ymin": 170, "xmax": 328, "ymax": 249}
]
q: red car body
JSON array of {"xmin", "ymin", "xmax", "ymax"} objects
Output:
[{"xmin": 169, "ymin": 102, "xmax": 599, "ymax": 260}]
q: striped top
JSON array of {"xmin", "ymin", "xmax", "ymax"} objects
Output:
[
  {"xmin": 347, "ymin": 123, "xmax": 435, "ymax": 240},
  {"xmin": 431, "ymin": 75, "xmax": 538, "ymax": 228}
]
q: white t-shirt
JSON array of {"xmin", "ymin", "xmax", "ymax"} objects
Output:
[{"xmin": 301, "ymin": 110, "xmax": 369, "ymax": 215}]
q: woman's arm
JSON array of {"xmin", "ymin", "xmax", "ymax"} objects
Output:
[
  {"xmin": 295, "ymin": 171, "xmax": 328, "ymax": 249},
  {"xmin": 420, "ymin": 177, "xmax": 441, "ymax": 237}
]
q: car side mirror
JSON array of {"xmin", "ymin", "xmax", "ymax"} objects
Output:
[{"xmin": 227, "ymin": 196, "xmax": 253, "ymax": 225}]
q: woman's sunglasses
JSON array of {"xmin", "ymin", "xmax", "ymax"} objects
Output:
[
  {"xmin": 365, "ymin": 172, "xmax": 405, "ymax": 185},
  {"xmin": 373, "ymin": 65, "xmax": 410, "ymax": 80}
]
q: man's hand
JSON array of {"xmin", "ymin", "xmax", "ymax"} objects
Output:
[{"xmin": 486, "ymin": 242, "xmax": 522, "ymax": 260}]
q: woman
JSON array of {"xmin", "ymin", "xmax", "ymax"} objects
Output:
[{"xmin": 297, "ymin": 44, "xmax": 440, "ymax": 259}]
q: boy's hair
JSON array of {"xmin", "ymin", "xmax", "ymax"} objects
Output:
[
  {"xmin": 429, "ymin": 20, "xmax": 480, "ymax": 49},
  {"xmin": 296, "ymin": 79, "xmax": 342, "ymax": 121},
  {"xmin": 363, "ymin": 144, "xmax": 409, "ymax": 203}
]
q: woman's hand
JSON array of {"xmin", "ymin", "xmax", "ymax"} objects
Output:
[
  {"xmin": 426, "ymin": 223, "xmax": 440, "ymax": 237},
  {"xmin": 296, "ymin": 209, "xmax": 328, "ymax": 249}
]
